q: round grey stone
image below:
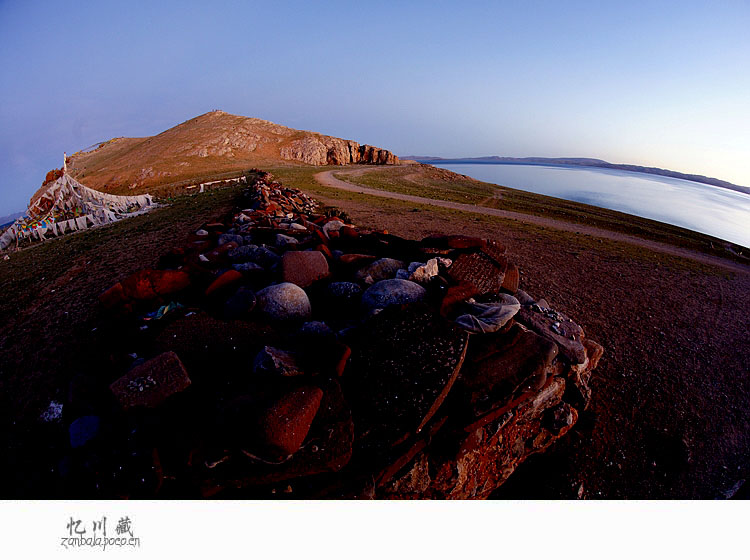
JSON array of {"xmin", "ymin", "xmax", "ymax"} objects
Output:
[
  {"xmin": 361, "ymin": 279, "xmax": 426, "ymax": 311},
  {"xmin": 355, "ymin": 258, "xmax": 405, "ymax": 283},
  {"xmin": 218, "ymin": 233, "xmax": 244, "ymax": 246},
  {"xmin": 275, "ymin": 233, "xmax": 299, "ymax": 248},
  {"xmin": 256, "ymin": 282, "xmax": 312, "ymax": 322},
  {"xmin": 327, "ymin": 281, "xmax": 363, "ymax": 301},
  {"xmin": 229, "ymin": 245, "xmax": 279, "ymax": 268},
  {"xmin": 232, "ymin": 262, "xmax": 264, "ymax": 273}
]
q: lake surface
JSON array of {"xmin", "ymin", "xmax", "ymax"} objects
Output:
[{"xmin": 432, "ymin": 163, "xmax": 750, "ymax": 248}]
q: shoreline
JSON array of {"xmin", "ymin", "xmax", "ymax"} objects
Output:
[{"xmin": 428, "ymin": 162, "xmax": 750, "ymax": 249}]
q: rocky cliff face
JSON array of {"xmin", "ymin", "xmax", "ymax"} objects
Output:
[{"xmin": 280, "ymin": 136, "xmax": 398, "ymax": 166}]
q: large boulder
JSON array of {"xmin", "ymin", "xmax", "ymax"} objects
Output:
[
  {"xmin": 355, "ymin": 258, "xmax": 405, "ymax": 284},
  {"xmin": 281, "ymin": 251, "xmax": 330, "ymax": 288},
  {"xmin": 361, "ymin": 279, "xmax": 426, "ymax": 312},
  {"xmin": 256, "ymin": 282, "xmax": 312, "ymax": 322}
]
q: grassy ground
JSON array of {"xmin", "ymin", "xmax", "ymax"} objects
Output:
[
  {"xmin": 0, "ymin": 185, "xmax": 245, "ymax": 323},
  {"xmin": 267, "ymin": 166, "xmax": 725, "ymax": 275},
  {"xmin": 291, "ymin": 164, "xmax": 747, "ymax": 263}
]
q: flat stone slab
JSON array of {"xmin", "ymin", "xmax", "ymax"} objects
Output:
[
  {"xmin": 447, "ymin": 250, "xmax": 507, "ymax": 295},
  {"xmin": 460, "ymin": 323, "xmax": 559, "ymax": 422},
  {"xmin": 110, "ymin": 351, "xmax": 192, "ymax": 410},
  {"xmin": 350, "ymin": 304, "xmax": 469, "ymax": 442},
  {"xmin": 517, "ymin": 304, "xmax": 586, "ymax": 364}
]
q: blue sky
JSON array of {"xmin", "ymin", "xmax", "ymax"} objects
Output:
[{"xmin": 1, "ymin": 1, "xmax": 748, "ymax": 214}]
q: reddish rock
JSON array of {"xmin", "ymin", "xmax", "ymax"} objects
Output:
[
  {"xmin": 99, "ymin": 282, "xmax": 126, "ymax": 308},
  {"xmin": 333, "ymin": 343, "xmax": 352, "ymax": 377},
  {"xmin": 109, "ymin": 351, "xmax": 192, "ymax": 410},
  {"xmin": 460, "ymin": 323, "xmax": 559, "ymax": 424},
  {"xmin": 205, "ymin": 269, "xmax": 243, "ymax": 297},
  {"xmin": 255, "ymin": 386, "xmax": 323, "ymax": 458},
  {"xmin": 103, "ymin": 269, "xmax": 190, "ymax": 307},
  {"xmin": 340, "ymin": 225, "xmax": 359, "ymax": 239},
  {"xmin": 312, "ymin": 228, "xmax": 329, "ymax": 245},
  {"xmin": 447, "ymin": 251, "xmax": 507, "ymax": 295},
  {"xmin": 281, "ymin": 251, "xmax": 330, "ymax": 288},
  {"xmin": 501, "ymin": 262, "xmax": 520, "ymax": 293},
  {"xmin": 583, "ymin": 339, "xmax": 604, "ymax": 370},
  {"xmin": 544, "ymin": 402, "xmax": 576, "ymax": 434},
  {"xmin": 440, "ymin": 283, "xmax": 480, "ymax": 318},
  {"xmin": 316, "ymin": 244, "xmax": 333, "ymax": 260},
  {"xmin": 339, "ymin": 253, "xmax": 377, "ymax": 266},
  {"xmin": 149, "ymin": 269, "xmax": 191, "ymax": 296},
  {"xmin": 375, "ymin": 416, "xmax": 449, "ymax": 489},
  {"xmin": 379, "ymin": 376, "xmax": 572, "ymax": 499},
  {"xmin": 120, "ymin": 269, "xmax": 158, "ymax": 300},
  {"xmin": 420, "ymin": 247, "xmax": 455, "ymax": 257},
  {"xmin": 517, "ymin": 305, "xmax": 586, "ymax": 364},
  {"xmin": 205, "ymin": 241, "xmax": 239, "ymax": 263},
  {"xmin": 482, "ymin": 239, "xmax": 507, "ymax": 264},
  {"xmin": 568, "ymin": 339, "xmax": 604, "ymax": 407}
]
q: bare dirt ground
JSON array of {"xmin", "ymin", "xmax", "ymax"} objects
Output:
[
  {"xmin": 312, "ymin": 169, "xmax": 750, "ymax": 499},
  {"xmin": 1, "ymin": 174, "xmax": 748, "ymax": 499}
]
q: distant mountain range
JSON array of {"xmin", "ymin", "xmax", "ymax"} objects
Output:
[
  {"xmin": 402, "ymin": 156, "xmax": 750, "ymax": 195},
  {"xmin": 0, "ymin": 211, "xmax": 25, "ymax": 228}
]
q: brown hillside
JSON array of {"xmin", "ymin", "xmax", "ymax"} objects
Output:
[{"xmin": 66, "ymin": 110, "xmax": 399, "ymax": 195}]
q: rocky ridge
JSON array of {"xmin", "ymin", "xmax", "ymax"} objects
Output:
[
  {"xmin": 55, "ymin": 171, "xmax": 602, "ymax": 498},
  {"xmin": 67, "ymin": 111, "xmax": 398, "ymax": 193}
]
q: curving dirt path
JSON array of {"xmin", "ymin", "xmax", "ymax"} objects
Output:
[{"xmin": 315, "ymin": 169, "xmax": 749, "ymax": 274}]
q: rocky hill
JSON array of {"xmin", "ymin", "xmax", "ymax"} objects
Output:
[{"xmin": 66, "ymin": 111, "xmax": 398, "ymax": 195}]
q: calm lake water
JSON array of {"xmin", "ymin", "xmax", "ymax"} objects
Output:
[{"xmin": 433, "ymin": 163, "xmax": 750, "ymax": 248}]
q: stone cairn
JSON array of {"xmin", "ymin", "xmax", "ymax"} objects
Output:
[{"xmin": 65, "ymin": 171, "xmax": 603, "ymax": 498}]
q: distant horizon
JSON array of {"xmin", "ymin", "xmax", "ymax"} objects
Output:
[
  {"xmin": 399, "ymin": 154, "xmax": 749, "ymax": 190},
  {"xmin": 2, "ymin": 2, "xmax": 749, "ymax": 215},
  {"xmin": 2, "ymin": 127, "xmax": 748, "ymax": 216}
]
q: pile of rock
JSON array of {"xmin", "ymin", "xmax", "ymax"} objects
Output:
[{"xmin": 61, "ymin": 173, "xmax": 602, "ymax": 498}]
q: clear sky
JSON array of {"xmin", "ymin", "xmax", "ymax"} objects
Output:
[{"xmin": 1, "ymin": 0, "xmax": 748, "ymax": 215}]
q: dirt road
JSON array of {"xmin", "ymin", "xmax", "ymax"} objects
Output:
[{"xmin": 315, "ymin": 169, "xmax": 749, "ymax": 274}]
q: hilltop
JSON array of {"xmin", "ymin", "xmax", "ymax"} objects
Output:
[{"xmin": 65, "ymin": 111, "xmax": 398, "ymax": 195}]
